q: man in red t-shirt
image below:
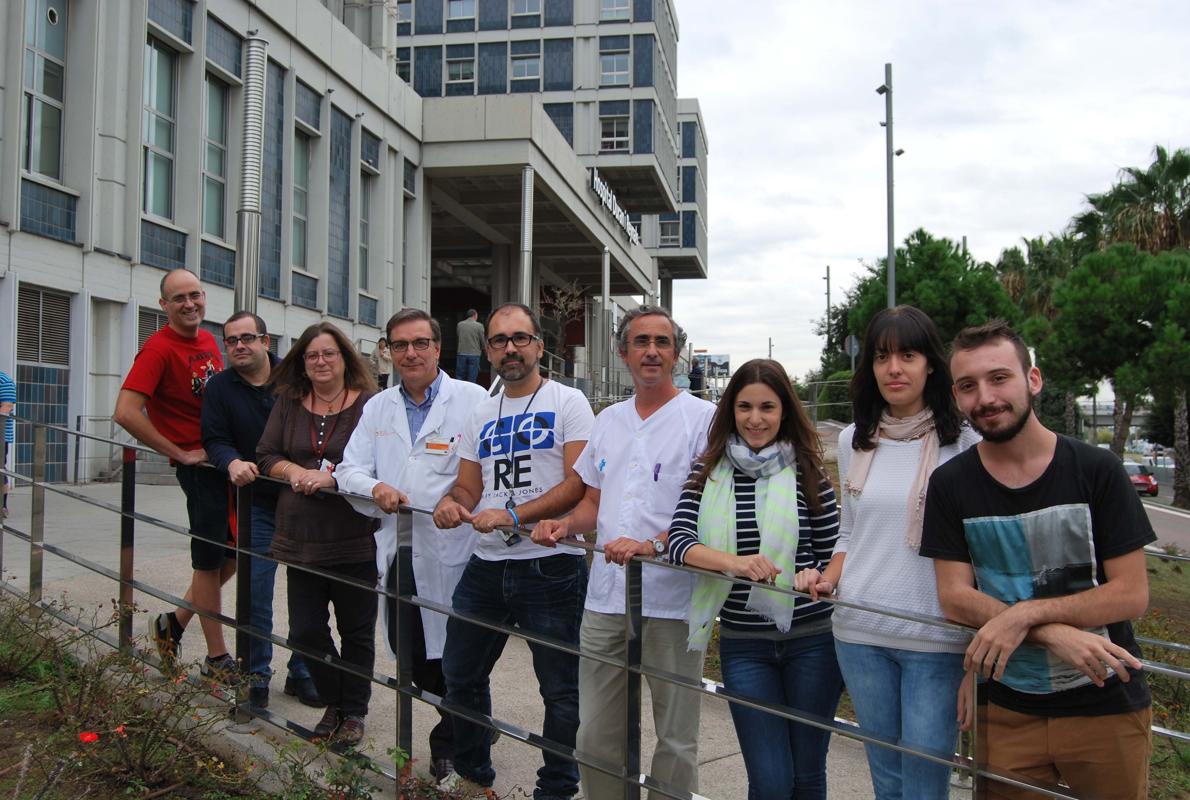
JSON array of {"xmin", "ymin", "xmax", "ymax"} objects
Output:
[{"xmin": 114, "ymin": 268, "xmax": 236, "ymax": 680}]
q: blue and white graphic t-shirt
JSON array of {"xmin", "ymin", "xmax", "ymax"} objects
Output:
[
  {"xmin": 459, "ymin": 379, "xmax": 594, "ymax": 561},
  {"xmin": 921, "ymin": 435, "xmax": 1154, "ymax": 717}
]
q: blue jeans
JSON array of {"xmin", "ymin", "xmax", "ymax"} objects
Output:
[
  {"xmin": 455, "ymin": 353, "xmax": 480, "ymax": 383},
  {"xmin": 246, "ymin": 505, "xmax": 310, "ymax": 687},
  {"xmin": 719, "ymin": 631, "xmax": 844, "ymax": 800},
  {"xmin": 442, "ymin": 554, "xmax": 588, "ymax": 800},
  {"xmin": 834, "ymin": 640, "xmax": 965, "ymax": 800}
]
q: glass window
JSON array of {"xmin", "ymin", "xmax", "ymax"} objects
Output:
[
  {"xmin": 142, "ymin": 38, "xmax": 176, "ymax": 218},
  {"xmin": 396, "ymin": 1, "xmax": 412, "ymax": 22},
  {"xmin": 599, "ymin": 52, "xmax": 629, "ymax": 86},
  {"xmin": 202, "ymin": 78, "xmax": 228, "ymax": 238},
  {"xmin": 292, "ymin": 132, "xmax": 309, "ymax": 269},
  {"xmin": 396, "ymin": 48, "xmax": 411, "ymax": 83},
  {"xmin": 447, "ymin": 0, "xmax": 475, "ymax": 19},
  {"xmin": 511, "ymin": 55, "xmax": 540, "ymax": 80},
  {"xmin": 359, "ymin": 175, "xmax": 371, "ymax": 291},
  {"xmin": 659, "ymin": 219, "xmax": 679, "ymax": 247},
  {"xmin": 600, "ymin": 0, "xmax": 630, "ymax": 21},
  {"xmin": 21, "ymin": 0, "xmax": 68, "ymax": 181},
  {"xmin": 600, "ymin": 115, "xmax": 629, "ymax": 152},
  {"xmin": 512, "ymin": 0, "xmax": 540, "ymax": 13},
  {"xmin": 447, "ymin": 58, "xmax": 475, "ymax": 83}
]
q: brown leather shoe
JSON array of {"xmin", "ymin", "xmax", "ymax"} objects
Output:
[
  {"xmin": 312, "ymin": 706, "xmax": 340, "ymax": 741},
  {"xmin": 334, "ymin": 715, "xmax": 366, "ymax": 748}
]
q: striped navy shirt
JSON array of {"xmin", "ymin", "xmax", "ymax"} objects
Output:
[{"xmin": 669, "ymin": 464, "xmax": 839, "ymax": 634}]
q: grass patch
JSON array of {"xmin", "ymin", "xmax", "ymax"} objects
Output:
[{"xmin": 1140, "ymin": 555, "xmax": 1190, "ymax": 800}]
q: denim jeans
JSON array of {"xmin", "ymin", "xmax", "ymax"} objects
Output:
[
  {"xmin": 719, "ymin": 631, "xmax": 844, "ymax": 800},
  {"xmin": 442, "ymin": 554, "xmax": 588, "ymax": 800},
  {"xmin": 246, "ymin": 506, "xmax": 310, "ymax": 687},
  {"xmin": 834, "ymin": 640, "xmax": 966, "ymax": 800},
  {"xmin": 455, "ymin": 353, "xmax": 480, "ymax": 383}
]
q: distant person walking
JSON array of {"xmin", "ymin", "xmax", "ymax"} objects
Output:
[
  {"xmin": 0, "ymin": 369, "xmax": 14, "ymax": 520},
  {"xmin": 455, "ymin": 309, "xmax": 485, "ymax": 383}
]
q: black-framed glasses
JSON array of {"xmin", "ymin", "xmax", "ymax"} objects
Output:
[
  {"xmin": 166, "ymin": 290, "xmax": 204, "ymax": 305},
  {"xmin": 224, "ymin": 333, "xmax": 262, "ymax": 347},
  {"xmin": 487, "ymin": 332, "xmax": 539, "ymax": 349},
  {"xmin": 630, "ymin": 335, "xmax": 673, "ymax": 350},
  {"xmin": 390, "ymin": 337, "xmax": 435, "ymax": 353}
]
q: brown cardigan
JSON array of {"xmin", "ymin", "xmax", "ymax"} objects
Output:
[{"xmin": 256, "ymin": 392, "xmax": 377, "ymax": 566}]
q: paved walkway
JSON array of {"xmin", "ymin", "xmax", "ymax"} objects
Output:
[{"xmin": 1, "ymin": 481, "xmax": 972, "ymax": 799}]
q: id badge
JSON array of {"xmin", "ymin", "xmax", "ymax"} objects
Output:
[
  {"xmin": 319, "ymin": 458, "xmax": 335, "ymax": 474},
  {"xmin": 425, "ymin": 435, "xmax": 456, "ymax": 456}
]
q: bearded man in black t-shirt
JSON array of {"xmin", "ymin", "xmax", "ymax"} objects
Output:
[{"xmin": 920, "ymin": 321, "xmax": 1154, "ymax": 800}]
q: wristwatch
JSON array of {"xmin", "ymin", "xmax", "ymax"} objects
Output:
[{"xmin": 646, "ymin": 537, "xmax": 666, "ymax": 556}]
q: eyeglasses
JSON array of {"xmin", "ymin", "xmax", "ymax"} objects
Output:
[
  {"xmin": 630, "ymin": 335, "xmax": 673, "ymax": 350},
  {"xmin": 487, "ymin": 332, "xmax": 540, "ymax": 349},
  {"xmin": 166, "ymin": 291, "xmax": 204, "ymax": 305},
  {"xmin": 224, "ymin": 333, "xmax": 262, "ymax": 347},
  {"xmin": 303, "ymin": 349, "xmax": 341, "ymax": 363},
  {"xmin": 390, "ymin": 338, "xmax": 435, "ymax": 353}
]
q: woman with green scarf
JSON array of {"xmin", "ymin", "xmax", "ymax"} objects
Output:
[{"xmin": 668, "ymin": 359, "xmax": 841, "ymax": 800}]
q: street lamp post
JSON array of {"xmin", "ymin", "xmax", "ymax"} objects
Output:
[{"xmin": 876, "ymin": 63, "xmax": 903, "ymax": 309}]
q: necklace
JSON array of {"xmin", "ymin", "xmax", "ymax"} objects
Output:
[{"xmin": 308, "ymin": 385, "xmax": 347, "ymax": 460}]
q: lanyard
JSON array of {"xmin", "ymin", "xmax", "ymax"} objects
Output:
[{"xmin": 308, "ymin": 394, "xmax": 346, "ymax": 463}]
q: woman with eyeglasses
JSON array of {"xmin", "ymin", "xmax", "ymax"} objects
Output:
[
  {"xmin": 257, "ymin": 322, "xmax": 379, "ymax": 747},
  {"xmin": 668, "ymin": 359, "xmax": 842, "ymax": 800},
  {"xmin": 794, "ymin": 306, "xmax": 979, "ymax": 800}
]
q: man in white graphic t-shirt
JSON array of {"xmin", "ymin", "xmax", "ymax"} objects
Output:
[{"xmin": 433, "ymin": 302, "xmax": 593, "ymax": 799}]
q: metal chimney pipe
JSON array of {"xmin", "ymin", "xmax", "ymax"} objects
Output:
[{"xmin": 234, "ymin": 33, "xmax": 269, "ymax": 312}]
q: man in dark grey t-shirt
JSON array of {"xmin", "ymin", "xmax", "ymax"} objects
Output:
[{"xmin": 455, "ymin": 309, "xmax": 486, "ymax": 383}]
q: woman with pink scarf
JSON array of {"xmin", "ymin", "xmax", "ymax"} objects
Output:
[{"xmin": 795, "ymin": 306, "xmax": 979, "ymax": 800}]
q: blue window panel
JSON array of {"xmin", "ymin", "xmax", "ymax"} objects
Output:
[
  {"xmin": 359, "ymin": 295, "xmax": 378, "ymax": 327},
  {"xmin": 599, "ymin": 35, "xmax": 630, "ymax": 51},
  {"xmin": 681, "ymin": 120, "xmax": 696, "ymax": 158},
  {"xmin": 296, "ymin": 81, "xmax": 321, "ymax": 129},
  {"xmin": 361, "ymin": 129, "xmax": 381, "ymax": 169},
  {"xmin": 446, "ymin": 43, "xmax": 476, "ymax": 59},
  {"xmin": 544, "ymin": 0, "xmax": 572, "ymax": 26},
  {"xmin": 478, "ymin": 42, "xmax": 507, "ymax": 94},
  {"xmin": 141, "ymin": 220, "xmax": 187, "ymax": 270},
  {"xmin": 633, "ymin": 34, "xmax": 653, "ymax": 87},
  {"xmin": 292, "ymin": 273, "xmax": 318, "ymax": 309},
  {"xmin": 478, "ymin": 0, "xmax": 508, "ymax": 30},
  {"xmin": 446, "ymin": 18, "xmax": 475, "ymax": 32},
  {"xmin": 259, "ymin": 60, "xmax": 285, "ymax": 300},
  {"xmin": 15, "ymin": 364, "xmax": 70, "ymax": 483},
  {"xmin": 543, "ymin": 103, "xmax": 573, "ymax": 146},
  {"xmin": 327, "ymin": 108, "xmax": 352, "ymax": 318},
  {"xmin": 201, "ymin": 240, "xmax": 236, "ymax": 288},
  {"xmin": 682, "ymin": 165, "xmax": 696, "ymax": 203},
  {"xmin": 543, "ymin": 39, "xmax": 572, "ymax": 90},
  {"xmin": 414, "ymin": 46, "xmax": 443, "ymax": 97},
  {"xmin": 415, "ymin": 0, "xmax": 444, "ymax": 33},
  {"xmin": 510, "ymin": 40, "xmax": 540, "ymax": 56},
  {"xmin": 599, "ymin": 99, "xmax": 629, "ymax": 116},
  {"xmin": 510, "ymin": 78, "xmax": 538, "ymax": 93},
  {"xmin": 446, "ymin": 83, "xmax": 475, "ymax": 96},
  {"xmin": 398, "ymin": 21, "xmax": 411, "ymax": 35},
  {"xmin": 404, "ymin": 159, "xmax": 417, "ymax": 195},
  {"xmin": 512, "ymin": 13, "xmax": 540, "ymax": 28},
  {"xmin": 20, "ymin": 180, "xmax": 76, "ymax": 243},
  {"xmin": 633, "ymin": 99, "xmax": 653, "ymax": 155},
  {"xmin": 682, "ymin": 210, "xmax": 696, "ymax": 248},
  {"xmin": 148, "ymin": 0, "xmax": 194, "ymax": 44},
  {"xmin": 633, "ymin": 0, "xmax": 653, "ymax": 22},
  {"xmin": 658, "ymin": 211, "xmax": 678, "ymax": 222},
  {"xmin": 205, "ymin": 16, "xmax": 241, "ymax": 77}
]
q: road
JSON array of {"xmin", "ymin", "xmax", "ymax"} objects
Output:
[{"xmin": 1143, "ymin": 497, "xmax": 1190, "ymax": 553}]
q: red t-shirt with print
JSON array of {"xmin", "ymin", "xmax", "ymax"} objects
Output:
[{"xmin": 121, "ymin": 325, "xmax": 223, "ymax": 451}]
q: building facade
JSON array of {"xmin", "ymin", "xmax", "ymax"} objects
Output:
[{"xmin": 2, "ymin": 0, "xmax": 671, "ymax": 482}]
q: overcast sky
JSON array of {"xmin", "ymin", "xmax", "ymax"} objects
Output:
[{"xmin": 669, "ymin": 0, "xmax": 1190, "ymax": 379}]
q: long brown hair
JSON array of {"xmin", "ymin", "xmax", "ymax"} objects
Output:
[
  {"xmin": 691, "ymin": 359, "xmax": 828, "ymax": 513},
  {"xmin": 271, "ymin": 322, "xmax": 378, "ymax": 400}
]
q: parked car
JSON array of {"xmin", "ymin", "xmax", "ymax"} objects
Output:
[{"xmin": 1123, "ymin": 461, "xmax": 1159, "ymax": 496}]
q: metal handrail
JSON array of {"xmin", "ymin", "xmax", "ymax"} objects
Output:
[{"xmin": 1, "ymin": 413, "xmax": 1186, "ymax": 800}]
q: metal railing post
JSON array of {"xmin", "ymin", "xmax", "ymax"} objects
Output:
[
  {"xmin": 29, "ymin": 425, "xmax": 46, "ymax": 604},
  {"xmin": 232, "ymin": 481, "xmax": 254, "ymax": 721},
  {"xmin": 970, "ymin": 676, "xmax": 982, "ymax": 799},
  {"xmin": 623, "ymin": 557, "xmax": 643, "ymax": 800},
  {"xmin": 394, "ymin": 542, "xmax": 413, "ymax": 754},
  {"xmin": 118, "ymin": 446, "xmax": 137, "ymax": 651}
]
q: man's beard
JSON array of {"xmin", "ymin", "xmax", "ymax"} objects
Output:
[
  {"xmin": 969, "ymin": 393, "xmax": 1034, "ymax": 443},
  {"xmin": 497, "ymin": 353, "xmax": 537, "ymax": 382}
]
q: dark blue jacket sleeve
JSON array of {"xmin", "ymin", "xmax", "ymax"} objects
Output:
[{"xmin": 200, "ymin": 375, "xmax": 240, "ymax": 474}]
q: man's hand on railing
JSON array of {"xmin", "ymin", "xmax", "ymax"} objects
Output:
[
  {"xmin": 603, "ymin": 536, "xmax": 653, "ymax": 565},
  {"xmin": 531, "ymin": 518, "xmax": 568, "ymax": 548},
  {"xmin": 227, "ymin": 459, "xmax": 260, "ymax": 486},
  {"xmin": 432, "ymin": 496, "xmax": 473, "ymax": 529},
  {"xmin": 175, "ymin": 448, "xmax": 208, "ymax": 466},
  {"xmin": 371, "ymin": 482, "xmax": 410, "ymax": 514},
  {"xmin": 472, "ymin": 508, "xmax": 514, "ymax": 533}
]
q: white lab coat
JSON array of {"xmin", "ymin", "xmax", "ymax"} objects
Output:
[{"xmin": 336, "ymin": 371, "xmax": 489, "ymax": 659}]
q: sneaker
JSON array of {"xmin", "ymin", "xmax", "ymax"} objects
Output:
[
  {"xmin": 152, "ymin": 612, "xmax": 182, "ymax": 671},
  {"xmin": 284, "ymin": 675, "xmax": 325, "ymax": 708},
  {"xmin": 312, "ymin": 706, "xmax": 341, "ymax": 741},
  {"xmin": 200, "ymin": 653, "xmax": 240, "ymax": 684},
  {"xmin": 334, "ymin": 715, "xmax": 366, "ymax": 748},
  {"xmin": 248, "ymin": 685, "xmax": 269, "ymax": 709}
]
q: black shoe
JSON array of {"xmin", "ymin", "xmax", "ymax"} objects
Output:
[
  {"xmin": 200, "ymin": 653, "xmax": 240, "ymax": 684},
  {"xmin": 152, "ymin": 612, "xmax": 182, "ymax": 671},
  {"xmin": 284, "ymin": 675, "xmax": 325, "ymax": 708},
  {"xmin": 312, "ymin": 706, "xmax": 341, "ymax": 741},
  {"xmin": 248, "ymin": 685, "xmax": 269, "ymax": 709}
]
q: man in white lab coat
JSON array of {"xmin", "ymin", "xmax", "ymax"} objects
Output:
[{"xmin": 337, "ymin": 307, "xmax": 488, "ymax": 788}]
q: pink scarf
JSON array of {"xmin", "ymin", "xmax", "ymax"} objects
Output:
[{"xmin": 844, "ymin": 407, "xmax": 939, "ymax": 550}]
